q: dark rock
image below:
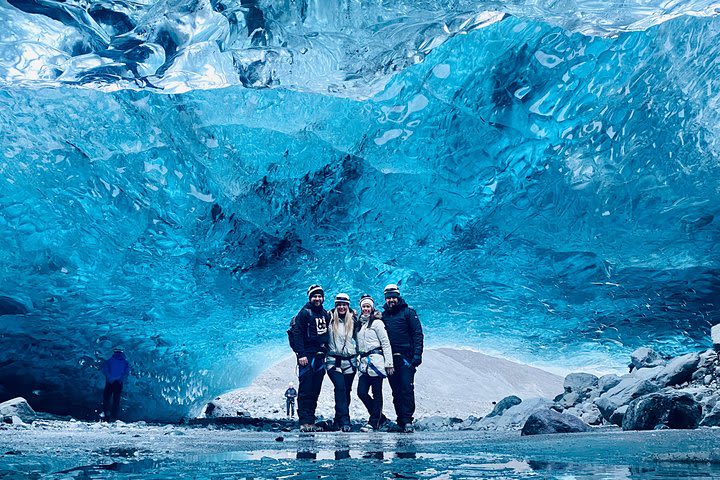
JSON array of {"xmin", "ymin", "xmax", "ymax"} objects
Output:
[
  {"xmin": 563, "ymin": 373, "xmax": 598, "ymax": 393},
  {"xmin": 597, "ymin": 374, "xmax": 622, "ymax": 394},
  {"xmin": 0, "ymin": 296, "xmax": 29, "ymax": 315},
  {"xmin": 275, "ymin": 436, "xmax": 284, "ymax": 442},
  {"xmin": 477, "ymin": 398, "xmax": 553, "ymax": 431},
  {"xmin": 521, "ymin": 409, "xmax": 591, "ymax": 436},
  {"xmin": 700, "ymin": 402, "xmax": 720, "ymax": 427},
  {"xmin": 622, "ymin": 391, "xmax": 702, "ymax": 431},
  {"xmin": 630, "ymin": 348, "xmax": 664, "ymax": 370},
  {"xmin": 486, "ymin": 395, "xmax": 522, "ymax": 418},
  {"xmin": 609, "ymin": 405, "xmax": 628, "ymax": 427}
]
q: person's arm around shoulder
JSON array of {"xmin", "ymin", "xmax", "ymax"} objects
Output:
[
  {"xmin": 374, "ymin": 319, "xmax": 394, "ymax": 376},
  {"xmin": 407, "ymin": 307, "xmax": 424, "ymax": 367}
]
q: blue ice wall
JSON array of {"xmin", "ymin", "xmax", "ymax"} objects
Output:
[{"xmin": 1, "ymin": 1, "xmax": 720, "ymax": 420}]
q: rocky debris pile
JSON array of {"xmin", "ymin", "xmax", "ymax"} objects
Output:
[
  {"xmin": 1, "ymin": 397, "xmax": 36, "ymax": 425},
  {"xmin": 547, "ymin": 341, "xmax": 720, "ymax": 432},
  {"xmin": 418, "ymin": 328, "xmax": 720, "ymax": 435}
]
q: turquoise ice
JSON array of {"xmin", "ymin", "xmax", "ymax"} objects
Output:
[{"xmin": 1, "ymin": 1, "xmax": 719, "ymax": 420}]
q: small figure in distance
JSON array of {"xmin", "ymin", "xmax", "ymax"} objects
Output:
[
  {"xmin": 284, "ymin": 382, "xmax": 297, "ymax": 418},
  {"xmin": 101, "ymin": 346, "xmax": 130, "ymax": 422}
]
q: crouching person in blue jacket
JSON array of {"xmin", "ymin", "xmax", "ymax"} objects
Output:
[{"xmin": 101, "ymin": 347, "xmax": 130, "ymax": 422}]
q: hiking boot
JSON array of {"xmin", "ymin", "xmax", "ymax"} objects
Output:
[
  {"xmin": 341, "ymin": 425, "xmax": 352, "ymax": 433},
  {"xmin": 403, "ymin": 424, "xmax": 415, "ymax": 433},
  {"xmin": 359, "ymin": 423, "xmax": 374, "ymax": 432},
  {"xmin": 300, "ymin": 424, "xmax": 317, "ymax": 433}
]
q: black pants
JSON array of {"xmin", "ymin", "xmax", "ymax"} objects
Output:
[
  {"xmin": 286, "ymin": 399, "xmax": 295, "ymax": 416},
  {"xmin": 387, "ymin": 359, "xmax": 416, "ymax": 427},
  {"xmin": 327, "ymin": 369, "xmax": 355, "ymax": 428},
  {"xmin": 357, "ymin": 373, "xmax": 386, "ymax": 428},
  {"xmin": 297, "ymin": 354, "xmax": 325, "ymax": 425},
  {"xmin": 103, "ymin": 380, "xmax": 123, "ymax": 421}
]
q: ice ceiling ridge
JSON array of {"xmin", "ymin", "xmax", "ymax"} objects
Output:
[{"xmin": 2, "ymin": 0, "xmax": 720, "ymax": 96}]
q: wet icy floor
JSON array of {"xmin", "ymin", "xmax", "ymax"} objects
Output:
[{"xmin": 1, "ymin": 422, "xmax": 720, "ymax": 479}]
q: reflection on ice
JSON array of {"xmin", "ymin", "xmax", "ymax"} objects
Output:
[{"xmin": 3, "ymin": 426, "xmax": 720, "ymax": 479}]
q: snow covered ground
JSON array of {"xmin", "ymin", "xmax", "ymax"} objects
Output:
[{"xmin": 201, "ymin": 348, "xmax": 564, "ymax": 421}]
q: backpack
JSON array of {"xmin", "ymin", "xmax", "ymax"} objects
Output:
[{"xmin": 287, "ymin": 307, "xmax": 311, "ymax": 352}]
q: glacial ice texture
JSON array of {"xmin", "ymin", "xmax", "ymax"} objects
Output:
[{"xmin": 1, "ymin": 1, "xmax": 720, "ymax": 419}]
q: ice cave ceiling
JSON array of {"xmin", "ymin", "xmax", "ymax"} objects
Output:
[{"xmin": 1, "ymin": 0, "xmax": 719, "ymax": 420}]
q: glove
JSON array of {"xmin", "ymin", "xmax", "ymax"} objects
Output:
[{"xmin": 411, "ymin": 355, "xmax": 422, "ymax": 367}]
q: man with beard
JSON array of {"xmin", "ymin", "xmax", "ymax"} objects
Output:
[
  {"xmin": 289, "ymin": 284, "xmax": 330, "ymax": 432},
  {"xmin": 382, "ymin": 284, "xmax": 424, "ymax": 432}
]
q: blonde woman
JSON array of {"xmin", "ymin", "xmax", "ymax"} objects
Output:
[
  {"xmin": 325, "ymin": 293, "xmax": 358, "ymax": 432},
  {"xmin": 356, "ymin": 294, "xmax": 394, "ymax": 431}
]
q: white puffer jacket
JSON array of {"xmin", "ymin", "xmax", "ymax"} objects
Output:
[{"xmin": 357, "ymin": 313, "xmax": 393, "ymax": 377}]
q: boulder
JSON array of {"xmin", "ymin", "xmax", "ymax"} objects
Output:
[
  {"xmin": 0, "ymin": 397, "xmax": 36, "ymax": 423},
  {"xmin": 609, "ymin": 405, "xmax": 628, "ymax": 427},
  {"xmin": 486, "ymin": 395, "xmax": 522, "ymax": 418},
  {"xmin": 630, "ymin": 348, "xmax": 664, "ymax": 370},
  {"xmin": 700, "ymin": 402, "xmax": 720, "ymax": 427},
  {"xmin": 595, "ymin": 352, "xmax": 700, "ymax": 421},
  {"xmin": 477, "ymin": 397, "xmax": 553, "ymax": 431},
  {"xmin": 622, "ymin": 391, "xmax": 702, "ymax": 431},
  {"xmin": 414, "ymin": 416, "xmax": 462, "ymax": 431},
  {"xmin": 564, "ymin": 373, "xmax": 598, "ymax": 393},
  {"xmin": 595, "ymin": 378, "xmax": 659, "ymax": 421},
  {"xmin": 597, "ymin": 374, "xmax": 622, "ymax": 394},
  {"xmin": 579, "ymin": 404, "xmax": 603, "ymax": 426},
  {"xmin": 653, "ymin": 352, "xmax": 700, "ymax": 387},
  {"xmin": 520, "ymin": 409, "xmax": 591, "ymax": 436}
]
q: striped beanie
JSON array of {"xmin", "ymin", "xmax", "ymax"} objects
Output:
[
  {"xmin": 335, "ymin": 293, "xmax": 351, "ymax": 305},
  {"xmin": 307, "ymin": 284, "xmax": 324, "ymax": 298},
  {"xmin": 359, "ymin": 294, "xmax": 374, "ymax": 309},
  {"xmin": 383, "ymin": 284, "xmax": 400, "ymax": 299}
]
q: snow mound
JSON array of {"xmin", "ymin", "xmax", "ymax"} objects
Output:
[{"xmin": 201, "ymin": 348, "xmax": 563, "ymax": 421}]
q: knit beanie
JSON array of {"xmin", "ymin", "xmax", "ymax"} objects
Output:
[
  {"xmin": 335, "ymin": 293, "xmax": 350, "ymax": 305},
  {"xmin": 307, "ymin": 284, "xmax": 324, "ymax": 298},
  {"xmin": 383, "ymin": 284, "xmax": 400, "ymax": 299},
  {"xmin": 359, "ymin": 294, "xmax": 374, "ymax": 309}
]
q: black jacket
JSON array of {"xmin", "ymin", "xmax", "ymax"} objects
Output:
[
  {"xmin": 289, "ymin": 302, "xmax": 330, "ymax": 358},
  {"xmin": 382, "ymin": 298, "xmax": 423, "ymax": 359}
]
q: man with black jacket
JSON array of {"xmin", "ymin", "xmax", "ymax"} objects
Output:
[
  {"xmin": 289, "ymin": 284, "xmax": 330, "ymax": 432},
  {"xmin": 382, "ymin": 283, "xmax": 424, "ymax": 432}
]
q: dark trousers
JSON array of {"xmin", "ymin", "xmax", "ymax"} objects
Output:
[
  {"xmin": 297, "ymin": 354, "xmax": 325, "ymax": 425},
  {"xmin": 357, "ymin": 373, "xmax": 386, "ymax": 428},
  {"xmin": 286, "ymin": 399, "xmax": 295, "ymax": 416},
  {"xmin": 387, "ymin": 360, "xmax": 416, "ymax": 427},
  {"xmin": 327, "ymin": 369, "xmax": 355, "ymax": 428},
  {"xmin": 102, "ymin": 380, "xmax": 123, "ymax": 421}
]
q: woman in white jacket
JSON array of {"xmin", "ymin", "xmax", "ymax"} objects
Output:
[{"xmin": 356, "ymin": 294, "xmax": 394, "ymax": 431}]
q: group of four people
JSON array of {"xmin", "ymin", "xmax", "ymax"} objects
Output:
[{"xmin": 289, "ymin": 283, "xmax": 424, "ymax": 432}]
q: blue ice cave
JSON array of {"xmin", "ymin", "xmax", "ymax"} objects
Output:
[{"xmin": 1, "ymin": 0, "xmax": 719, "ymax": 421}]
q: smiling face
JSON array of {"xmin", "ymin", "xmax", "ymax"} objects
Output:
[
  {"xmin": 385, "ymin": 296, "xmax": 399, "ymax": 307},
  {"xmin": 336, "ymin": 303, "xmax": 348, "ymax": 315},
  {"xmin": 361, "ymin": 303, "xmax": 372, "ymax": 315},
  {"xmin": 310, "ymin": 293, "xmax": 324, "ymax": 307}
]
